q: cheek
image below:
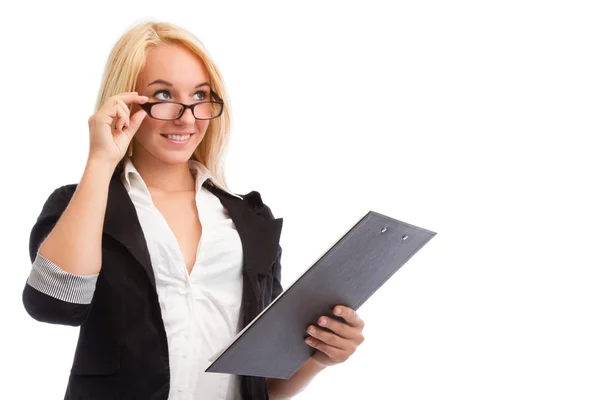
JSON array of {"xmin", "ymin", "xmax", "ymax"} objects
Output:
[
  {"xmin": 193, "ymin": 121, "xmax": 211, "ymax": 141},
  {"xmin": 196, "ymin": 120, "xmax": 210, "ymax": 133},
  {"xmin": 136, "ymin": 118, "xmax": 166, "ymax": 141}
]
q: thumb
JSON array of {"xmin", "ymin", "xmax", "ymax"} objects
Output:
[
  {"xmin": 114, "ymin": 109, "xmax": 147, "ymax": 151},
  {"xmin": 127, "ymin": 108, "xmax": 148, "ymax": 133}
]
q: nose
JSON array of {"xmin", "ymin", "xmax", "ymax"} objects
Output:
[{"xmin": 176, "ymin": 107, "xmax": 195, "ymax": 124}]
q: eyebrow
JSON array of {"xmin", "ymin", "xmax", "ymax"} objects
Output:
[{"xmin": 147, "ymin": 79, "xmax": 210, "ymax": 89}]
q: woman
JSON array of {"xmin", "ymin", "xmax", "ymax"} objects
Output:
[{"xmin": 23, "ymin": 21, "xmax": 365, "ymax": 400}]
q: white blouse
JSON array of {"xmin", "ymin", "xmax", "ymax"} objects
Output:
[{"xmin": 121, "ymin": 156, "xmax": 244, "ymax": 400}]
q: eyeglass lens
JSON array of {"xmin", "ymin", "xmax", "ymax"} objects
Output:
[{"xmin": 151, "ymin": 102, "xmax": 221, "ymax": 120}]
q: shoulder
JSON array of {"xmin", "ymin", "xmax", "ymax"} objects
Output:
[
  {"xmin": 38, "ymin": 184, "xmax": 78, "ymax": 220},
  {"xmin": 205, "ymin": 181, "xmax": 278, "ymax": 219},
  {"xmin": 28, "ymin": 184, "xmax": 77, "ymax": 263},
  {"xmin": 242, "ymin": 190, "xmax": 278, "ymax": 220}
]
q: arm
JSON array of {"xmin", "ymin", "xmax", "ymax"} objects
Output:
[
  {"xmin": 38, "ymin": 158, "xmax": 113, "ymax": 275},
  {"xmin": 269, "ymin": 306, "xmax": 367, "ymax": 399},
  {"xmin": 23, "ymin": 158, "xmax": 114, "ymax": 326},
  {"xmin": 266, "ymin": 358, "xmax": 327, "ymax": 399}
]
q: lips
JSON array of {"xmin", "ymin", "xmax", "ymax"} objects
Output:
[
  {"xmin": 161, "ymin": 133, "xmax": 193, "ymax": 140},
  {"xmin": 161, "ymin": 133, "xmax": 194, "ymax": 144},
  {"xmin": 161, "ymin": 133, "xmax": 194, "ymax": 137}
]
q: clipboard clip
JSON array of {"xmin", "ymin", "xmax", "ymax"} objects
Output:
[{"xmin": 380, "ymin": 227, "xmax": 408, "ymax": 241}]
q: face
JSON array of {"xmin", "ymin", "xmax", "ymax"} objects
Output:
[{"xmin": 131, "ymin": 43, "xmax": 213, "ymax": 165}]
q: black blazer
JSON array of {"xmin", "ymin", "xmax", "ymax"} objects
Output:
[{"xmin": 23, "ymin": 161, "xmax": 284, "ymax": 400}]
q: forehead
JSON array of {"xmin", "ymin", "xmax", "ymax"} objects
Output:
[{"xmin": 137, "ymin": 43, "xmax": 210, "ymax": 86}]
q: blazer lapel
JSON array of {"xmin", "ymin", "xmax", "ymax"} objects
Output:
[
  {"xmin": 204, "ymin": 184, "xmax": 281, "ymax": 274},
  {"xmin": 103, "ymin": 162, "xmax": 156, "ymax": 288},
  {"xmin": 102, "ymin": 162, "xmax": 283, "ymax": 302},
  {"xmin": 204, "ymin": 181, "xmax": 283, "ymax": 323}
]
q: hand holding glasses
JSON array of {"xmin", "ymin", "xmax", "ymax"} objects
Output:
[
  {"xmin": 87, "ymin": 92, "xmax": 149, "ymax": 168},
  {"xmin": 86, "ymin": 89, "xmax": 224, "ymax": 169}
]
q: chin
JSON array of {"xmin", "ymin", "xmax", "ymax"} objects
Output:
[{"xmin": 153, "ymin": 149, "xmax": 197, "ymax": 165}]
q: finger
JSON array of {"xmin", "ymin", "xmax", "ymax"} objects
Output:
[
  {"xmin": 115, "ymin": 116, "xmax": 125, "ymax": 132},
  {"xmin": 112, "ymin": 98, "xmax": 135, "ymax": 131},
  {"xmin": 118, "ymin": 93, "xmax": 149, "ymax": 105},
  {"xmin": 116, "ymin": 100, "xmax": 131, "ymax": 129},
  {"xmin": 305, "ymin": 337, "xmax": 347, "ymax": 362},
  {"xmin": 95, "ymin": 94, "xmax": 148, "ymax": 133},
  {"xmin": 102, "ymin": 95, "xmax": 146, "ymax": 116},
  {"xmin": 124, "ymin": 108, "xmax": 148, "ymax": 134},
  {"xmin": 115, "ymin": 91, "xmax": 139, "ymax": 97},
  {"xmin": 316, "ymin": 316, "xmax": 360, "ymax": 340},
  {"xmin": 334, "ymin": 306, "xmax": 365, "ymax": 329},
  {"xmin": 112, "ymin": 107, "xmax": 128, "ymax": 132},
  {"xmin": 113, "ymin": 108, "xmax": 125, "ymax": 131},
  {"xmin": 307, "ymin": 325, "xmax": 349, "ymax": 350},
  {"xmin": 102, "ymin": 98, "xmax": 126, "ymax": 119}
]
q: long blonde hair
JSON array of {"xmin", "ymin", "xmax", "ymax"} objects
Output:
[{"xmin": 95, "ymin": 21, "xmax": 233, "ymax": 190}]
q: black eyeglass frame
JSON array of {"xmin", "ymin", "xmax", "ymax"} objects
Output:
[{"xmin": 139, "ymin": 90, "xmax": 225, "ymax": 121}]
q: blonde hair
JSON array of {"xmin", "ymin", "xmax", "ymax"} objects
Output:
[{"xmin": 95, "ymin": 21, "xmax": 233, "ymax": 190}]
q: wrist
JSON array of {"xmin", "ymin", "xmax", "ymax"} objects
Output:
[
  {"xmin": 84, "ymin": 156, "xmax": 117, "ymax": 182},
  {"xmin": 307, "ymin": 356, "xmax": 328, "ymax": 373},
  {"xmin": 86, "ymin": 154, "xmax": 118, "ymax": 174}
]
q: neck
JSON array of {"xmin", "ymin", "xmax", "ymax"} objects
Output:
[{"xmin": 130, "ymin": 151, "xmax": 195, "ymax": 193}]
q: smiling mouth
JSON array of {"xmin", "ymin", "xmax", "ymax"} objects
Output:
[{"xmin": 160, "ymin": 133, "xmax": 194, "ymax": 143}]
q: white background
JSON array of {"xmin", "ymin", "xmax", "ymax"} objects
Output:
[{"xmin": 1, "ymin": 1, "xmax": 599, "ymax": 399}]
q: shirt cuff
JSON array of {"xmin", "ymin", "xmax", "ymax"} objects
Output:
[{"xmin": 27, "ymin": 253, "xmax": 99, "ymax": 304}]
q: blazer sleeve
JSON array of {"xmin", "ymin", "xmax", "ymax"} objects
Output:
[{"xmin": 22, "ymin": 184, "xmax": 97, "ymax": 326}]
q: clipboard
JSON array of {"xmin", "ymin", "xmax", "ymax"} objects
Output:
[{"xmin": 205, "ymin": 210, "xmax": 437, "ymax": 379}]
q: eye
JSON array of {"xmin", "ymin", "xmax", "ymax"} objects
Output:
[
  {"xmin": 153, "ymin": 89, "xmax": 171, "ymax": 101},
  {"xmin": 152, "ymin": 89, "xmax": 209, "ymax": 101},
  {"xmin": 194, "ymin": 90, "xmax": 209, "ymax": 101}
]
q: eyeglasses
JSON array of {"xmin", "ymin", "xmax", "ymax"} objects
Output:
[{"xmin": 139, "ymin": 90, "xmax": 224, "ymax": 120}]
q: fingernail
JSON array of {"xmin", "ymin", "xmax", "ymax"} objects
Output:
[
  {"xmin": 319, "ymin": 318, "xmax": 327, "ymax": 326},
  {"xmin": 334, "ymin": 308, "xmax": 342, "ymax": 315},
  {"xmin": 308, "ymin": 326, "xmax": 315, "ymax": 334}
]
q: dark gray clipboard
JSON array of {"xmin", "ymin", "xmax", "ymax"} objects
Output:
[{"xmin": 205, "ymin": 210, "xmax": 437, "ymax": 379}]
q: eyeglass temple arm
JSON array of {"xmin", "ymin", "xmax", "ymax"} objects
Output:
[{"xmin": 210, "ymin": 89, "xmax": 224, "ymax": 103}]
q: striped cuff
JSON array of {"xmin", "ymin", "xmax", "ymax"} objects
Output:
[{"xmin": 27, "ymin": 253, "xmax": 98, "ymax": 304}]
